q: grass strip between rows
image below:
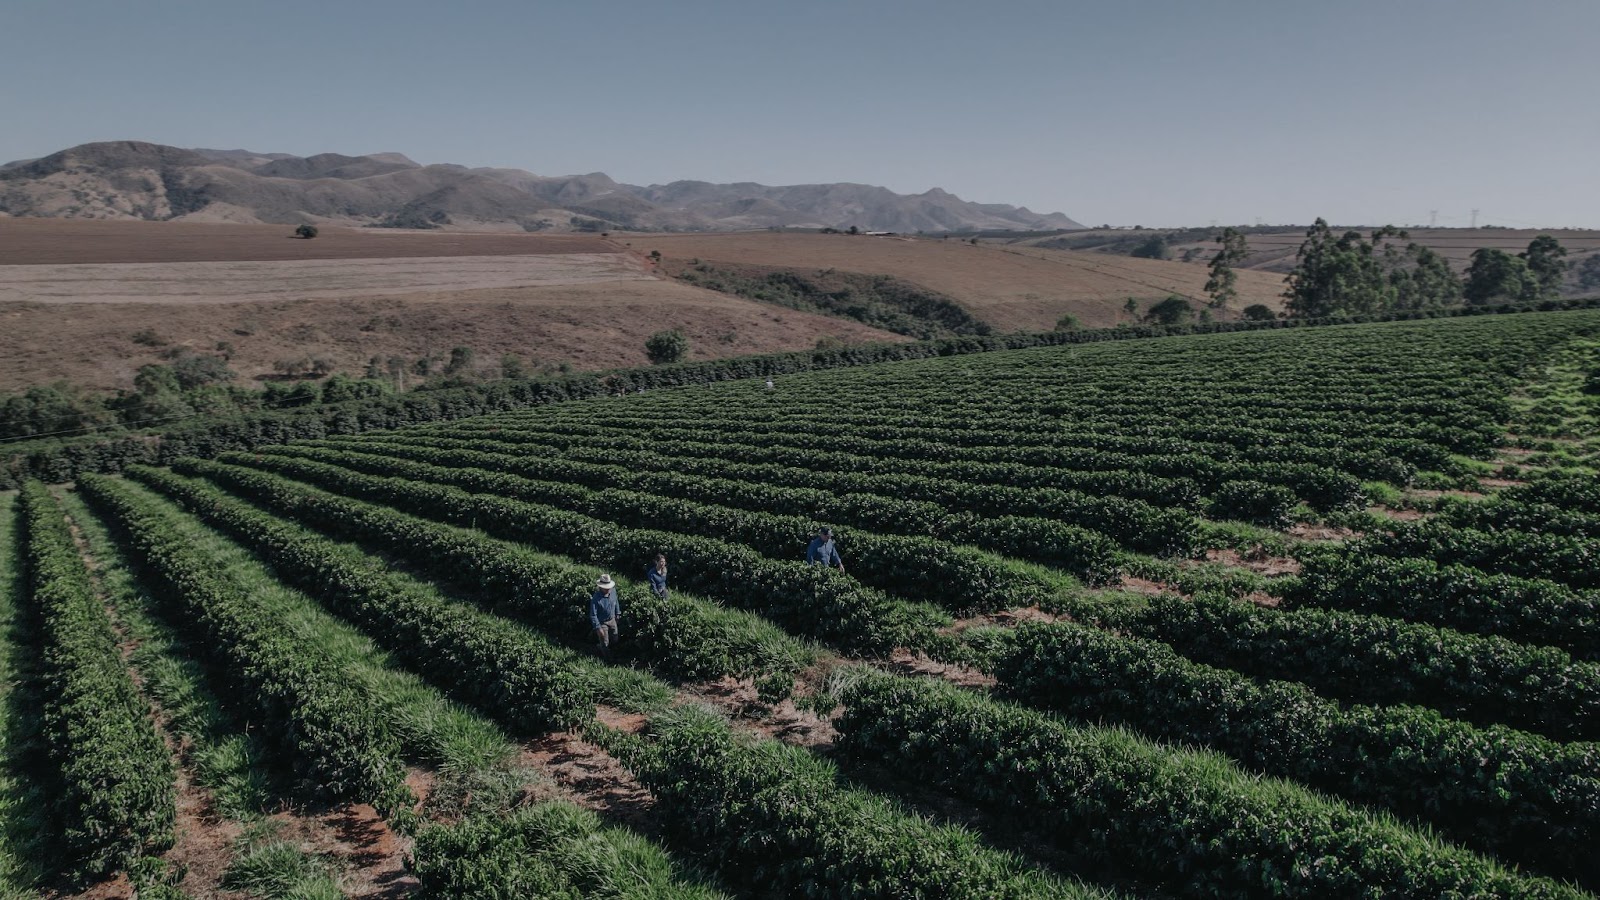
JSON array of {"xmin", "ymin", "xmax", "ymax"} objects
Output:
[
  {"xmin": 17, "ymin": 482, "xmax": 175, "ymax": 879},
  {"xmin": 77, "ymin": 474, "xmax": 411, "ymax": 810}
]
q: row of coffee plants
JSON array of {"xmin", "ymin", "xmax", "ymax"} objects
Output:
[
  {"xmin": 1292, "ymin": 550, "xmax": 1599, "ymax": 658},
  {"xmin": 1363, "ymin": 519, "xmax": 1600, "ymax": 590},
  {"xmin": 16, "ymin": 305, "xmax": 1454, "ymax": 488},
  {"xmin": 1115, "ymin": 593, "xmax": 1600, "ymax": 742},
  {"xmin": 310, "ymin": 436, "xmax": 1125, "ymax": 579},
  {"xmin": 1439, "ymin": 491, "xmax": 1600, "ymax": 539},
  {"xmin": 0, "ymin": 493, "xmax": 44, "ymax": 898},
  {"xmin": 125, "ymin": 466, "xmax": 595, "ymax": 734},
  {"xmin": 481, "ymin": 418, "xmax": 1363, "ymax": 515},
  {"xmin": 76, "ymin": 474, "xmax": 411, "ymax": 809},
  {"xmin": 832, "ymin": 669, "xmax": 1580, "ymax": 899},
  {"xmin": 411, "ymin": 800, "xmax": 728, "ymax": 899},
  {"xmin": 474, "ymin": 410, "xmax": 1442, "ymax": 483},
  {"xmin": 594, "ymin": 706, "xmax": 1109, "ymax": 899},
  {"xmin": 167, "ymin": 458, "xmax": 814, "ymax": 686},
  {"xmin": 252, "ymin": 443, "xmax": 1104, "ymax": 605},
  {"xmin": 199, "ymin": 453, "xmax": 952, "ymax": 656},
  {"xmin": 380, "ymin": 431, "xmax": 1197, "ymax": 556},
  {"xmin": 16, "ymin": 483, "xmax": 174, "ymax": 878},
  {"xmin": 988, "ymin": 621, "xmax": 1600, "ymax": 885}
]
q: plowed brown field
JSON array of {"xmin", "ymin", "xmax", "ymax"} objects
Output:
[{"xmin": 0, "ymin": 217, "xmax": 611, "ymax": 264}]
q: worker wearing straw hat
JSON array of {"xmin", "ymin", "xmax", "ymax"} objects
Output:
[{"xmin": 589, "ymin": 574, "xmax": 621, "ymax": 657}]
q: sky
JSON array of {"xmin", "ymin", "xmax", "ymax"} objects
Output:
[{"xmin": 2, "ymin": 0, "xmax": 1597, "ymax": 228}]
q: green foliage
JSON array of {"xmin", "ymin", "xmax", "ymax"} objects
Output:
[
  {"xmin": 444, "ymin": 346, "xmax": 476, "ymax": 376},
  {"xmin": 645, "ymin": 329, "xmax": 689, "ymax": 365},
  {"xmin": 1464, "ymin": 248, "xmax": 1539, "ymax": 305},
  {"xmin": 1129, "ymin": 233, "xmax": 1170, "ymax": 259},
  {"xmin": 412, "ymin": 801, "xmax": 728, "ymax": 899},
  {"xmin": 55, "ymin": 489, "xmax": 276, "ymax": 819},
  {"xmin": 1240, "ymin": 303, "xmax": 1275, "ymax": 321},
  {"xmin": 318, "ymin": 373, "xmax": 389, "ymax": 405},
  {"xmin": 1053, "ymin": 313, "xmax": 1082, "ymax": 331},
  {"xmin": 836, "ymin": 670, "xmax": 1576, "ymax": 898},
  {"xmin": 1142, "ymin": 295, "xmax": 1193, "ymax": 325},
  {"xmin": 222, "ymin": 822, "xmax": 340, "ymax": 899},
  {"xmin": 1284, "ymin": 220, "xmax": 1462, "ymax": 316},
  {"xmin": 992, "ymin": 620, "xmax": 1600, "ymax": 885},
  {"xmin": 170, "ymin": 354, "xmax": 234, "ymax": 390},
  {"xmin": 253, "ymin": 441, "xmax": 1104, "ymax": 611},
  {"xmin": 1131, "ymin": 592, "xmax": 1600, "ymax": 742},
  {"xmin": 602, "ymin": 706, "xmax": 1103, "ymax": 898},
  {"xmin": 130, "ymin": 466, "xmax": 594, "ymax": 735},
  {"xmin": 676, "ymin": 264, "xmax": 992, "ymax": 339},
  {"xmin": 171, "ymin": 457, "xmax": 812, "ymax": 685},
  {"xmin": 1577, "ymin": 253, "xmax": 1600, "ymax": 292},
  {"xmin": 76, "ymin": 475, "xmax": 411, "ymax": 810},
  {"xmin": 193, "ymin": 451, "xmax": 944, "ymax": 656},
  {"xmin": 9, "ymin": 306, "xmax": 1600, "ymax": 489},
  {"xmin": 1203, "ymin": 227, "xmax": 1246, "ymax": 307},
  {"xmin": 18, "ymin": 482, "xmax": 175, "ymax": 878},
  {"xmin": 0, "ymin": 383, "xmax": 110, "ymax": 440},
  {"xmin": 1521, "ymin": 234, "xmax": 1569, "ymax": 297},
  {"xmin": 293, "ymin": 224, "xmax": 318, "ymax": 239}
]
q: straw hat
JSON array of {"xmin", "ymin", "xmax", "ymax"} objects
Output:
[{"xmin": 596, "ymin": 574, "xmax": 615, "ymax": 589}]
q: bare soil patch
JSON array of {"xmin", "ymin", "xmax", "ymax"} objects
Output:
[
  {"xmin": 945, "ymin": 606, "xmax": 1063, "ymax": 634},
  {"xmin": 635, "ymin": 232, "xmax": 1287, "ymax": 331},
  {"xmin": 1204, "ymin": 547, "xmax": 1301, "ymax": 577},
  {"xmin": 1286, "ymin": 522, "xmax": 1361, "ymax": 542},
  {"xmin": 885, "ymin": 649, "xmax": 996, "ymax": 690},
  {"xmin": 520, "ymin": 731, "xmax": 657, "ymax": 832},
  {"xmin": 0, "ymin": 217, "xmax": 611, "ymax": 265}
]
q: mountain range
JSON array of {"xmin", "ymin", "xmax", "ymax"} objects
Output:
[{"xmin": 0, "ymin": 141, "xmax": 1084, "ymax": 233}]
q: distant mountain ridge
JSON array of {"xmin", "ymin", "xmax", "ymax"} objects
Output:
[{"xmin": 0, "ymin": 140, "xmax": 1084, "ymax": 233}]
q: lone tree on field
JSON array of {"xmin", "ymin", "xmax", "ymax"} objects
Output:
[
  {"xmin": 1143, "ymin": 295, "xmax": 1194, "ymax": 325},
  {"xmin": 1241, "ymin": 303, "xmax": 1276, "ymax": 321},
  {"xmin": 645, "ymin": 329, "xmax": 689, "ymax": 365},
  {"xmin": 294, "ymin": 224, "xmax": 318, "ymax": 239},
  {"xmin": 1204, "ymin": 228, "xmax": 1248, "ymax": 308}
]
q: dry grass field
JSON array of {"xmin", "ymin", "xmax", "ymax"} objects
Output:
[
  {"xmin": 637, "ymin": 232, "xmax": 1289, "ymax": 331},
  {"xmin": 0, "ymin": 219, "xmax": 903, "ymax": 392}
]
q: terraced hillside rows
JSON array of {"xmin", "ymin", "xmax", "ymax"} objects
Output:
[{"xmin": 1, "ymin": 309, "xmax": 1598, "ymax": 897}]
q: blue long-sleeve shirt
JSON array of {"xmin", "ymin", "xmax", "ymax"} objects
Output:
[
  {"xmin": 589, "ymin": 588, "xmax": 619, "ymax": 629},
  {"xmin": 806, "ymin": 536, "xmax": 842, "ymax": 567},
  {"xmin": 646, "ymin": 566, "xmax": 669, "ymax": 599}
]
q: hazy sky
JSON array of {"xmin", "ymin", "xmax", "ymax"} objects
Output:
[{"xmin": 3, "ymin": 0, "xmax": 1596, "ymax": 228}]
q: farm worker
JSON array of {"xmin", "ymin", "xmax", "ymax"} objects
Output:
[
  {"xmin": 806, "ymin": 527, "xmax": 846, "ymax": 573},
  {"xmin": 646, "ymin": 554, "xmax": 670, "ymax": 600},
  {"xmin": 765, "ymin": 377, "xmax": 775, "ymax": 390},
  {"xmin": 589, "ymin": 574, "xmax": 620, "ymax": 657}
]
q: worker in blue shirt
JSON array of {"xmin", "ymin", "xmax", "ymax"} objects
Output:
[
  {"xmin": 589, "ymin": 574, "xmax": 620, "ymax": 657},
  {"xmin": 806, "ymin": 527, "xmax": 845, "ymax": 573},
  {"xmin": 646, "ymin": 554, "xmax": 669, "ymax": 600}
]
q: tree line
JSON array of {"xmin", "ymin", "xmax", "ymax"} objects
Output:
[{"xmin": 1199, "ymin": 221, "xmax": 1580, "ymax": 316}]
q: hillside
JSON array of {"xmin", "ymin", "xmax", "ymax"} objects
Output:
[
  {"xmin": 0, "ymin": 219, "xmax": 904, "ymax": 393},
  {"xmin": 0, "ymin": 140, "xmax": 1083, "ymax": 233},
  {"xmin": 642, "ymin": 232, "xmax": 1288, "ymax": 331}
]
